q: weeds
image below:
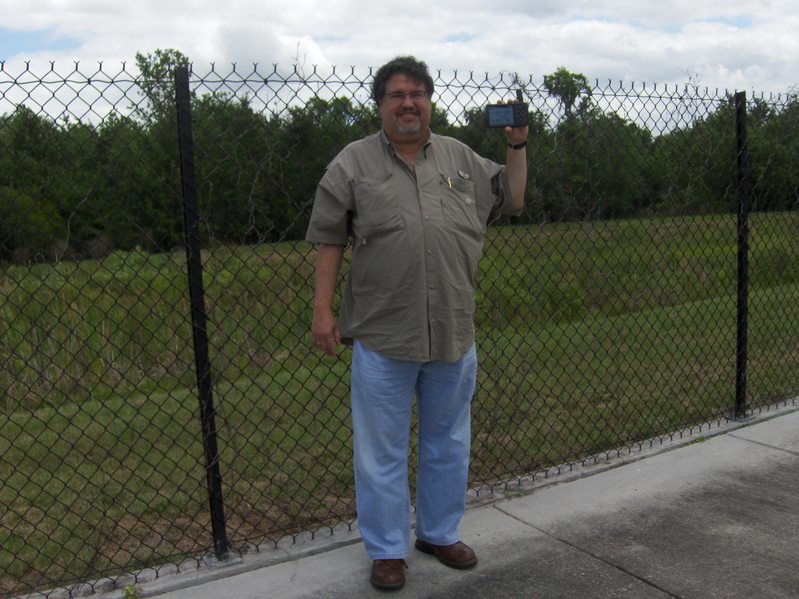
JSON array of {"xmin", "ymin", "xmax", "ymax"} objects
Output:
[{"xmin": 0, "ymin": 212, "xmax": 797, "ymax": 593}]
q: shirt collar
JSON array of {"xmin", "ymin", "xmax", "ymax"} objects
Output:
[{"xmin": 380, "ymin": 128, "xmax": 433, "ymax": 157}]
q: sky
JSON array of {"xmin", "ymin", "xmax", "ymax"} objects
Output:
[{"xmin": 1, "ymin": 0, "xmax": 798, "ymax": 96}]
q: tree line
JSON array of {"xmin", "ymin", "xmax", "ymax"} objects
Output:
[{"xmin": 1, "ymin": 50, "xmax": 797, "ymax": 263}]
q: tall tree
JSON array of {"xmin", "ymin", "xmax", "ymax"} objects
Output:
[
  {"xmin": 544, "ymin": 67, "xmax": 593, "ymax": 120},
  {"xmin": 134, "ymin": 48, "xmax": 191, "ymax": 121},
  {"xmin": 122, "ymin": 48, "xmax": 192, "ymax": 250}
]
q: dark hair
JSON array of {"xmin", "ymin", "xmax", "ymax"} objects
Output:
[{"xmin": 371, "ymin": 56, "xmax": 435, "ymax": 104}]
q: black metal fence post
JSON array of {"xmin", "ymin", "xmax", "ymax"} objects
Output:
[
  {"xmin": 734, "ymin": 91, "xmax": 750, "ymax": 419},
  {"xmin": 174, "ymin": 65, "xmax": 232, "ymax": 560}
]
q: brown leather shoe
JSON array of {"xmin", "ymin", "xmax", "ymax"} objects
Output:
[
  {"xmin": 370, "ymin": 559, "xmax": 407, "ymax": 591},
  {"xmin": 414, "ymin": 539, "xmax": 478, "ymax": 569}
]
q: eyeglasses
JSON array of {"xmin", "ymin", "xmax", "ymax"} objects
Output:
[{"xmin": 384, "ymin": 90, "xmax": 428, "ymax": 103}]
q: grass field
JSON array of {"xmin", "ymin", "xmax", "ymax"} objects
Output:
[{"xmin": 1, "ymin": 211, "xmax": 797, "ymax": 594}]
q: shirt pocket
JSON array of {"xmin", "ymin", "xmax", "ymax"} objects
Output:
[
  {"xmin": 352, "ymin": 173, "xmax": 406, "ymax": 239},
  {"xmin": 439, "ymin": 173, "xmax": 482, "ymax": 236}
]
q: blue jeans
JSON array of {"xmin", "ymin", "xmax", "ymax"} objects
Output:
[{"xmin": 351, "ymin": 340, "xmax": 478, "ymax": 560}]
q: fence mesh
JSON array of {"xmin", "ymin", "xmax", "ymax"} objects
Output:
[{"xmin": 1, "ymin": 58, "xmax": 797, "ymax": 597}]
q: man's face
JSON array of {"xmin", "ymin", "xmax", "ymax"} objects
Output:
[{"xmin": 378, "ymin": 74, "xmax": 432, "ymax": 143}]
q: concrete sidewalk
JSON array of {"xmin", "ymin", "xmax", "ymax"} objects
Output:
[{"xmin": 115, "ymin": 404, "xmax": 798, "ymax": 599}]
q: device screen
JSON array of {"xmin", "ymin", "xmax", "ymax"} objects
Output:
[{"xmin": 487, "ymin": 105, "xmax": 515, "ymax": 127}]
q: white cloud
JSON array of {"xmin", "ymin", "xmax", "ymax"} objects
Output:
[{"xmin": 0, "ymin": 0, "xmax": 797, "ymax": 94}]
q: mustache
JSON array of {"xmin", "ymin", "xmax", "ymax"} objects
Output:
[{"xmin": 397, "ymin": 108, "xmax": 420, "ymax": 116}]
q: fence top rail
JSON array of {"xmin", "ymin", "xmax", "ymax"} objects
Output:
[{"xmin": 2, "ymin": 59, "xmax": 796, "ymax": 99}]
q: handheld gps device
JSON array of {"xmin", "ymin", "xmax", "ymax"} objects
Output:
[
  {"xmin": 485, "ymin": 102, "xmax": 530, "ymax": 128},
  {"xmin": 485, "ymin": 89, "xmax": 529, "ymax": 128}
]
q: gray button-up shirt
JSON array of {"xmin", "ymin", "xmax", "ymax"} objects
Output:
[{"xmin": 306, "ymin": 129, "xmax": 520, "ymax": 362}]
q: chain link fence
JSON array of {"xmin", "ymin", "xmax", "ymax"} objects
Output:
[{"xmin": 1, "ymin": 56, "xmax": 797, "ymax": 597}]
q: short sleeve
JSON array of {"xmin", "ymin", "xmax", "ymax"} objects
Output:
[
  {"xmin": 305, "ymin": 158, "xmax": 353, "ymax": 245},
  {"xmin": 492, "ymin": 168, "xmax": 522, "ymax": 216}
]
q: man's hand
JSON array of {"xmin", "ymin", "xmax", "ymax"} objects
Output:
[
  {"xmin": 312, "ymin": 307, "xmax": 341, "ymax": 356},
  {"xmin": 502, "ymin": 99, "xmax": 529, "ymax": 211},
  {"xmin": 311, "ymin": 243, "xmax": 345, "ymax": 356},
  {"xmin": 505, "ymin": 124, "xmax": 529, "ymax": 146},
  {"xmin": 503, "ymin": 99, "xmax": 529, "ymax": 146}
]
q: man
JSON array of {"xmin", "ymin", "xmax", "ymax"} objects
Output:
[{"xmin": 306, "ymin": 55, "xmax": 528, "ymax": 591}]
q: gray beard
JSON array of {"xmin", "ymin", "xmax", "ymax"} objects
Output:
[{"xmin": 395, "ymin": 121, "xmax": 422, "ymax": 135}]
